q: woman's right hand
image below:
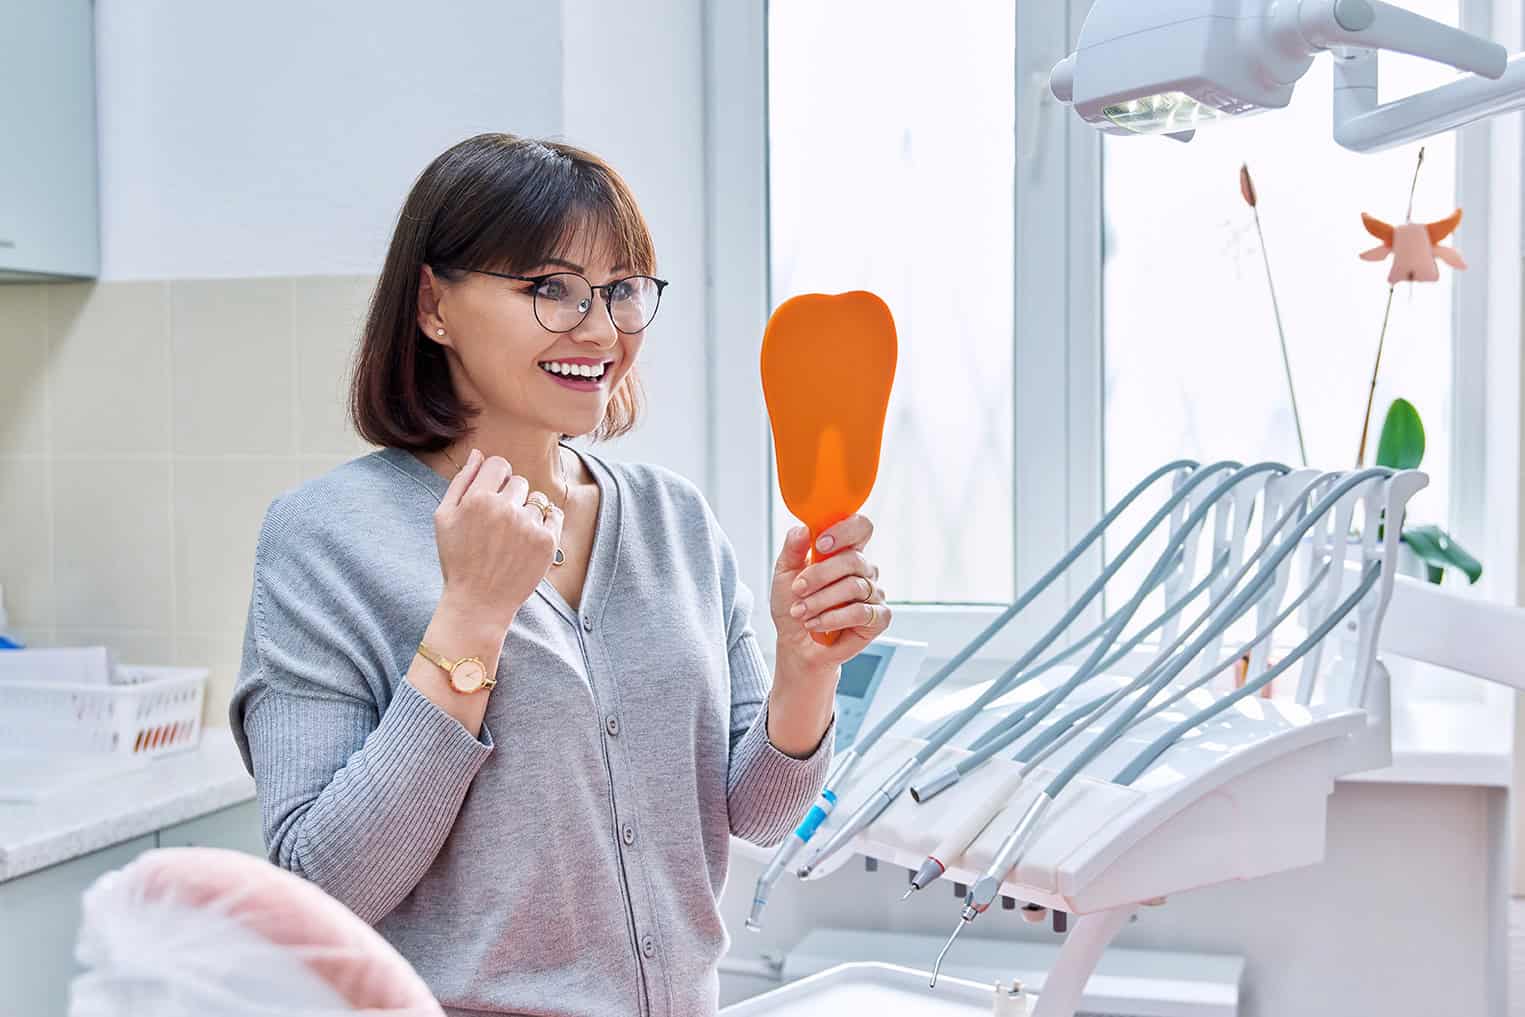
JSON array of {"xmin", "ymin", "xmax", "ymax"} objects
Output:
[{"xmin": 434, "ymin": 449, "xmax": 565, "ymax": 630}]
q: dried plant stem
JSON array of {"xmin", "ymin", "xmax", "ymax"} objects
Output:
[
  {"xmin": 1251, "ymin": 203, "xmax": 1308, "ymax": 466},
  {"xmin": 1356, "ymin": 147, "xmax": 1425, "ymax": 467},
  {"xmin": 1355, "ymin": 289, "xmax": 1397, "ymax": 466}
]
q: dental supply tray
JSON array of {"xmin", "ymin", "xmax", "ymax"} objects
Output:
[{"xmin": 720, "ymin": 962, "xmax": 996, "ymax": 1016}]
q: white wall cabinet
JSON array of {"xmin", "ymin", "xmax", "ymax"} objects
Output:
[{"xmin": 0, "ymin": 0, "xmax": 100, "ymax": 281}]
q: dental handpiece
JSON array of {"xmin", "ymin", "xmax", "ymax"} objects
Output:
[
  {"xmin": 744, "ymin": 746, "xmax": 860, "ymax": 930},
  {"xmin": 928, "ymin": 649, "xmax": 1249, "ymax": 983},
  {"xmin": 745, "ymin": 787, "xmax": 836, "ymax": 931},
  {"xmin": 910, "ymin": 632, "xmax": 1252, "ymax": 899},
  {"xmin": 796, "ymin": 462, "xmax": 1244, "ymax": 879},
  {"xmin": 903, "ymin": 769, "xmax": 1025, "ymax": 899},
  {"xmin": 927, "ymin": 604, "xmax": 1237, "ymax": 982},
  {"xmin": 909, "ymin": 657, "xmax": 1191, "ymax": 898},
  {"xmin": 929, "ymin": 792, "xmax": 1055, "ymax": 988},
  {"xmin": 906, "ymin": 690, "xmax": 1107, "ymax": 897}
]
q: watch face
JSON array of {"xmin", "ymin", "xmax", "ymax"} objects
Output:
[{"xmin": 449, "ymin": 658, "xmax": 487, "ymax": 694}]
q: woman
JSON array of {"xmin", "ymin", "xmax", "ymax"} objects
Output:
[{"xmin": 229, "ymin": 133, "xmax": 891, "ymax": 1017}]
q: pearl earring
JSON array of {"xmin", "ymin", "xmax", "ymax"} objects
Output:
[{"xmin": 436, "ymin": 329, "xmax": 445, "ymax": 336}]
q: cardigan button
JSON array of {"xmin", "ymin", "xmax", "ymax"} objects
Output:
[
  {"xmin": 640, "ymin": 934, "xmax": 656, "ymax": 958},
  {"xmin": 606, "ymin": 715, "xmax": 620, "ymax": 736},
  {"xmin": 582, "ymin": 616, "xmax": 594, "ymax": 632},
  {"xmin": 622, "ymin": 824, "xmax": 636, "ymax": 846}
]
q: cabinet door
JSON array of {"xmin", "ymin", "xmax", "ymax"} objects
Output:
[
  {"xmin": 0, "ymin": 834, "xmax": 156, "ymax": 1017},
  {"xmin": 156, "ymin": 800, "xmax": 263, "ymax": 855},
  {"xmin": 0, "ymin": 0, "xmax": 99, "ymax": 279}
]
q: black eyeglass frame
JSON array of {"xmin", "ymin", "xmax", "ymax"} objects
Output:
[{"xmin": 438, "ymin": 265, "xmax": 670, "ymax": 335}]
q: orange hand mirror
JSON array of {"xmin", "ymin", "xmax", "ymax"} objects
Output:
[{"xmin": 761, "ymin": 291, "xmax": 897, "ymax": 645}]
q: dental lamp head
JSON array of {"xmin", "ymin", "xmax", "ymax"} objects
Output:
[{"xmin": 1050, "ymin": 0, "xmax": 1515, "ymax": 152}]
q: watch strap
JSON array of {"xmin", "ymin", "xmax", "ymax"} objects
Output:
[{"xmin": 415, "ymin": 641, "xmax": 454, "ymax": 672}]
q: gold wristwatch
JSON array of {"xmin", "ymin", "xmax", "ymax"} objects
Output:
[{"xmin": 416, "ymin": 641, "xmax": 496, "ymax": 694}]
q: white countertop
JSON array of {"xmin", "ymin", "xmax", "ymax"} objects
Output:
[
  {"xmin": 0, "ymin": 731, "xmax": 256, "ymax": 882},
  {"xmin": 1340, "ymin": 695, "xmax": 1513, "ymax": 788}
]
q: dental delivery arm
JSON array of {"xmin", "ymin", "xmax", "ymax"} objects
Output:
[
  {"xmin": 905, "ymin": 552, "xmax": 1330, "ymax": 896},
  {"xmin": 926, "ymin": 470, "xmax": 1390, "ymax": 982},
  {"xmin": 744, "ymin": 461, "xmax": 1199, "ymax": 928},
  {"xmin": 791, "ymin": 462, "xmax": 1251, "ymax": 881},
  {"xmin": 929, "ymin": 564, "xmax": 1377, "ymax": 987}
]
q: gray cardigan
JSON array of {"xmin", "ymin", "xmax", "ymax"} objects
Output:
[{"xmin": 228, "ymin": 444, "xmax": 834, "ymax": 1017}]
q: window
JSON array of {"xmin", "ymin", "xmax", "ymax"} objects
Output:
[
  {"xmin": 766, "ymin": 0, "xmax": 1017, "ymax": 604},
  {"xmin": 720, "ymin": 0, "xmax": 1504, "ymax": 670}
]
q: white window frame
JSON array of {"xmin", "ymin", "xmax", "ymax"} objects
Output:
[{"xmin": 704, "ymin": 0, "xmax": 1518, "ymax": 681}]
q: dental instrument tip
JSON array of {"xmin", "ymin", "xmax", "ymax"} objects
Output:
[
  {"xmin": 930, "ymin": 917, "xmax": 967, "ymax": 987},
  {"xmin": 900, "ymin": 886, "xmax": 916, "ymax": 902}
]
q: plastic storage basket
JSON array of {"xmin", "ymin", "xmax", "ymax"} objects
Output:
[{"xmin": 0, "ymin": 665, "xmax": 208, "ymax": 759}]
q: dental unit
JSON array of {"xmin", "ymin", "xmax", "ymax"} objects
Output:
[
  {"xmin": 928, "ymin": 469, "xmax": 1394, "ymax": 983},
  {"xmin": 773, "ymin": 461, "xmax": 1449, "ymax": 1016},
  {"xmin": 788, "ymin": 461, "xmax": 1258, "ymax": 883},
  {"xmin": 793, "ymin": 461, "xmax": 1284, "ymax": 883},
  {"xmin": 901, "ymin": 471, "xmax": 1322, "ymax": 891},
  {"xmin": 745, "ymin": 460, "xmax": 1203, "ymax": 930}
]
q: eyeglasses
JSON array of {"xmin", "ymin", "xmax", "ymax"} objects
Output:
[{"xmin": 440, "ymin": 266, "xmax": 669, "ymax": 334}]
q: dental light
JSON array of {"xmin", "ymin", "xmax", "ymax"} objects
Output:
[{"xmin": 1049, "ymin": 0, "xmax": 1525, "ymax": 152}]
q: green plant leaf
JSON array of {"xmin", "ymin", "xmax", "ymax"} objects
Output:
[
  {"xmin": 1376, "ymin": 398, "xmax": 1425, "ymax": 469},
  {"xmin": 1402, "ymin": 524, "xmax": 1482, "ymax": 584}
]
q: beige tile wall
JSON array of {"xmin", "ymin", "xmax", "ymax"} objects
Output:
[{"xmin": 0, "ymin": 276, "xmax": 379, "ymax": 728}]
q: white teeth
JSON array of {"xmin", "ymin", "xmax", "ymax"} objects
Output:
[{"xmin": 540, "ymin": 361, "xmax": 607, "ymax": 380}]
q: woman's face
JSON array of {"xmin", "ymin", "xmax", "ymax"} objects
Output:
[{"xmin": 428, "ymin": 231, "xmax": 646, "ymax": 438}]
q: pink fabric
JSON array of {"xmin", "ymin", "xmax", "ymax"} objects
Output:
[{"xmin": 116, "ymin": 847, "xmax": 441, "ymax": 1014}]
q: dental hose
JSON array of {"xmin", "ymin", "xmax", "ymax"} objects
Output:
[
  {"xmin": 913, "ymin": 472, "xmax": 1324, "ymax": 899},
  {"xmin": 911, "ymin": 546, "xmax": 1264, "ymax": 806},
  {"xmin": 1114, "ymin": 562, "xmax": 1380, "ymax": 784},
  {"xmin": 793, "ymin": 461, "xmax": 1247, "ymax": 881},
  {"xmin": 903, "ymin": 556, "xmax": 1310, "ymax": 897},
  {"xmin": 929, "ymin": 471, "xmax": 1388, "ymax": 980},
  {"xmin": 742, "ymin": 461, "xmax": 1201, "ymax": 928},
  {"xmin": 961, "ymin": 544, "xmax": 1198, "ymax": 756}
]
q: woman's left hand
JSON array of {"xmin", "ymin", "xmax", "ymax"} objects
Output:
[{"xmin": 770, "ymin": 514, "xmax": 892, "ymax": 671}]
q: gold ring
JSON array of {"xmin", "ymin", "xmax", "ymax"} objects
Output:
[{"xmin": 525, "ymin": 492, "xmax": 552, "ymax": 518}]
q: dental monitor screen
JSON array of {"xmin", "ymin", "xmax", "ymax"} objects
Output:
[{"xmin": 834, "ymin": 649, "xmax": 890, "ymax": 749}]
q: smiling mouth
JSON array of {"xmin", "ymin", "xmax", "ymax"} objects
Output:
[{"xmin": 538, "ymin": 359, "xmax": 613, "ymax": 383}]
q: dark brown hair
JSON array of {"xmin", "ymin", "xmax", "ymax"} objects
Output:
[{"xmin": 350, "ymin": 133, "xmax": 655, "ymax": 450}]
